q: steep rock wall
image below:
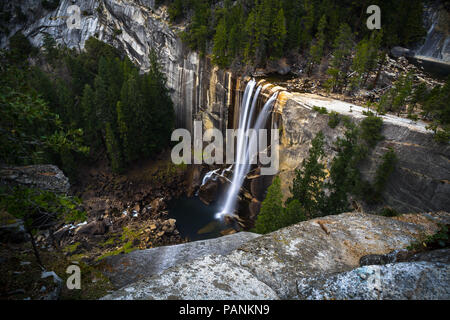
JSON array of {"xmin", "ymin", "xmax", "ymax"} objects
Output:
[
  {"xmin": 414, "ymin": 1, "xmax": 450, "ymax": 62},
  {"xmin": 0, "ymin": 0, "xmax": 234, "ymax": 134},
  {"xmin": 271, "ymin": 90, "xmax": 450, "ymax": 213}
]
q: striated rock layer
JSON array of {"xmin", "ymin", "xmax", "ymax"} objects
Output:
[{"xmin": 0, "ymin": 165, "xmax": 70, "ymax": 194}]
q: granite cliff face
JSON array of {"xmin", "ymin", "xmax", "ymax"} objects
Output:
[
  {"xmin": 254, "ymin": 82, "xmax": 450, "ymax": 214},
  {"xmin": 414, "ymin": 1, "xmax": 450, "ymax": 62},
  {"xmin": 2, "ymin": 1, "xmax": 449, "ymax": 215},
  {"xmin": 0, "ymin": 0, "xmax": 234, "ymax": 134}
]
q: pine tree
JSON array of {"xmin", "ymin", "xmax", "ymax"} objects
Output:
[
  {"xmin": 253, "ymin": 176, "xmax": 285, "ymax": 234},
  {"xmin": 116, "ymin": 100, "xmax": 130, "ymax": 163},
  {"xmin": 270, "ymin": 8, "xmax": 287, "ymax": 59},
  {"xmin": 351, "ymin": 31, "xmax": 382, "ymax": 90},
  {"xmin": 42, "ymin": 33, "xmax": 57, "ymax": 62},
  {"xmin": 326, "ymin": 121, "xmax": 366, "ymax": 214},
  {"xmin": 212, "ymin": 18, "xmax": 228, "ymax": 67},
  {"xmin": 283, "ymin": 199, "xmax": 307, "ymax": 225},
  {"xmin": 299, "ymin": 0, "xmax": 314, "ymax": 51},
  {"xmin": 308, "ymin": 15, "xmax": 327, "ymax": 75},
  {"xmin": 244, "ymin": 10, "xmax": 257, "ymax": 63},
  {"xmin": 94, "ymin": 75, "xmax": 110, "ymax": 125},
  {"xmin": 81, "ymin": 84, "xmax": 96, "ymax": 143},
  {"xmin": 105, "ymin": 122, "xmax": 123, "ymax": 173},
  {"xmin": 325, "ymin": 23, "xmax": 354, "ymax": 92},
  {"xmin": 289, "ymin": 131, "xmax": 327, "ymax": 218},
  {"xmin": 350, "ymin": 38, "xmax": 370, "ymax": 91}
]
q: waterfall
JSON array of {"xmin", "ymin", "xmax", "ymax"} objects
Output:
[
  {"xmin": 201, "ymin": 169, "xmax": 221, "ymax": 186},
  {"xmin": 414, "ymin": 3, "xmax": 450, "ymax": 63},
  {"xmin": 216, "ymin": 80, "xmax": 278, "ymax": 219}
]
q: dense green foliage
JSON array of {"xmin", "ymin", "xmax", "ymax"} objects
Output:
[
  {"xmin": 255, "ymin": 114, "xmax": 397, "ymax": 232},
  {"xmin": 327, "ymin": 111, "xmax": 341, "ymax": 128},
  {"xmin": 0, "ymin": 185, "xmax": 86, "ymax": 266},
  {"xmin": 0, "ymin": 41, "xmax": 88, "ymax": 171},
  {"xmin": 1, "ymin": 35, "xmax": 175, "ymax": 175},
  {"xmin": 288, "ymin": 132, "xmax": 326, "ymax": 219},
  {"xmin": 253, "ymin": 176, "xmax": 306, "ymax": 234},
  {"xmin": 0, "ymin": 186, "xmax": 86, "ymax": 228},
  {"xmin": 159, "ymin": 0, "xmax": 426, "ymax": 68},
  {"xmin": 359, "ymin": 115, "xmax": 384, "ymax": 147},
  {"xmin": 360, "ymin": 148, "xmax": 397, "ymax": 204},
  {"xmin": 407, "ymin": 224, "xmax": 449, "ymax": 251}
]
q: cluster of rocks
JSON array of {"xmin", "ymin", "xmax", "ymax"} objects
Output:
[
  {"xmin": 266, "ymin": 52, "xmax": 445, "ymax": 113},
  {"xmin": 0, "ymin": 162, "xmax": 188, "ymax": 263}
]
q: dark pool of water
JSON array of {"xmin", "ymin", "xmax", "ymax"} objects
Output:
[
  {"xmin": 407, "ymin": 57, "xmax": 450, "ymax": 79},
  {"xmin": 167, "ymin": 196, "xmax": 228, "ymax": 241}
]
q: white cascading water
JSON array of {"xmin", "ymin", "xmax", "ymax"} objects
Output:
[
  {"xmin": 216, "ymin": 80, "xmax": 278, "ymax": 219},
  {"xmin": 201, "ymin": 168, "xmax": 221, "ymax": 186}
]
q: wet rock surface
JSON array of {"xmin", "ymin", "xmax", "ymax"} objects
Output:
[{"xmin": 102, "ymin": 211, "xmax": 449, "ymax": 300}]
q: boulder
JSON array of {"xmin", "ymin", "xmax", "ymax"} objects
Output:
[
  {"xmin": 266, "ymin": 58, "xmax": 291, "ymax": 75},
  {"xmin": 98, "ymin": 232, "xmax": 260, "ymax": 289},
  {"xmin": 297, "ymin": 262, "xmax": 449, "ymax": 300},
  {"xmin": 249, "ymin": 198, "xmax": 262, "ymax": 220},
  {"xmin": 0, "ymin": 165, "xmax": 70, "ymax": 194},
  {"xmin": 186, "ymin": 165, "xmax": 202, "ymax": 197},
  {"xmin": 162, "ymin": 219, "xmax": 177, "ymax": 233},
  {"xmin": 150, "ymin": 198, "xmax": 165, "ymax": 212},
  {"xmin": 102, "ymin": 255, "xmax": 278, "ymax": 300},
  {"xmin": 102, "ymin": 211, "xmax": 449, "ymax": 300},
  {"xmin": 75, "ymin": 220, "xmax": 107, "ymax": 236},
  {"xmin": 0, "ymin": 220, "xmax": 28, "ymax": 243},
  {"xmin": 198, "ymin": 178, "xmax": 223, "ymax": 205},
  {"xmin": 225, "ymin": 212, "xmax": 448, "ymax": 299},
  {"xmin": 391, "ymin": 46, "xmax": 411, "ymax": 58},
  {"xmin": 407, "ymin": 248, "xmax": 450, "ymax": 264}
]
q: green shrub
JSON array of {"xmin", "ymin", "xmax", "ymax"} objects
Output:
[
  {"xmin": 360, "ymin": 115, "xmax": 384, "ymax": 147},
  {"xmin": 328, "ymin": 111, "xmax": 341, "ymax": 128},
  {"xmin": 312, "ymin": 106, "xmax": 328, "ymax": 114},
  {"xmin": 378, "ymin": 207, "xmax": 400, "ymax": 217},
  {"xmin": 407, "ymin": 224, "xmax": 449, "ymax": 251}
]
